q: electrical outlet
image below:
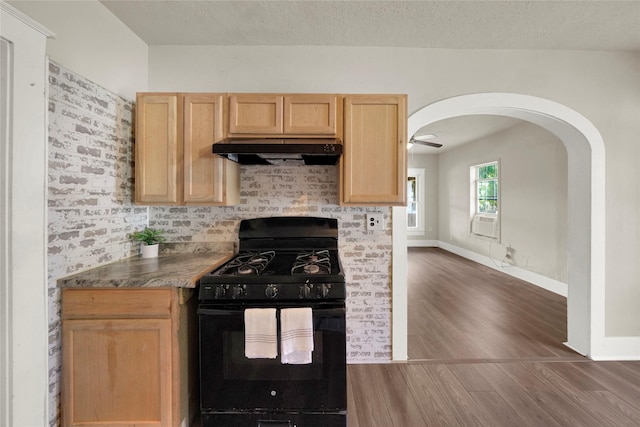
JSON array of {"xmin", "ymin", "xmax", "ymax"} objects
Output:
[
  {"xmin": 505, "ymin": 245, "xmax": 514, "ymax": 259},
  {"xmin": 366, "ymin": 213, "xmax": 384, "ymax": 231}
]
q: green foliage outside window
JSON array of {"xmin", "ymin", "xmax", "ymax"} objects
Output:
[
  {"xmin": 478, "ymin": 164, "xmax": 497, "ymax": 179},
  {"xmin": 477, "ymin": 163, "xmax": 498, "ymax": 214}
]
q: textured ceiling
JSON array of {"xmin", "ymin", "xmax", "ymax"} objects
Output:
[
  {"xmin": 100, "ymin": 0, "xmax": 640, "ymax": 51},
  {"xmin": 97, "ymin": 0, "xmax": 639, "ymax": 153}
]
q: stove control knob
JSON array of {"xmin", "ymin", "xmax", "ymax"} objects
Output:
[
  {"xmin": 318, "ymin": 283, "xmax": 332, "ymax": 298},
  {"xmin": 299, "ymin": 283, "xmax": 311, "ymax": 299},
  {"xmin": 231, "ymin": 285, "xmax": 245, "ymax": 299},
  {"xmin": 265, "ymin": 284, "xmax": 279, "ymax": 299},
  {"xmin": 214, "ymin": 285, "xmax": 226, "ymax": 299}
]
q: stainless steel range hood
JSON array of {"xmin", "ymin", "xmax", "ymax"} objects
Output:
[{"xmin": 213, "ymin": 138, "xmax": 342, "ymax": 165}]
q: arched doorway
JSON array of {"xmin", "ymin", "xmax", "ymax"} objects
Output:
[{"xmin": 392, "ymin": 93, "xmax": 604, "ymax": 360}]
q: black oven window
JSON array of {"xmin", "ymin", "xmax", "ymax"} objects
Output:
[{"xmin": 223, "ymin": 331, "xmax": 324, "ymax": 381}]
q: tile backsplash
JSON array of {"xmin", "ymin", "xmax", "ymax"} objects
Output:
[{"xmin": 47, "ymin": 62, "xmax": 393, "ymax": 426}]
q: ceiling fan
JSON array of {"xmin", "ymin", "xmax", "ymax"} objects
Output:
[{"xmin": 409, "ymin": 133, "xmax": 442, "ymax": 148}]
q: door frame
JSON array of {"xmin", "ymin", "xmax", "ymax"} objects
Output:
[
  {"xmin": 0, "ymin": 3, "xmax": 53, "ymax": 426},
  {"xmin": 392, "ymin": 92, "xmax": 607, "ymax": 360}
]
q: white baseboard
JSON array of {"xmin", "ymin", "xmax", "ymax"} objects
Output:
[
  {"xmin": 406, "ymin": 239, "xmax": 439, "ymax": 247},
  {"xmin": 409, "ymin": 240, "xmax": 568, "ymax": 297},
  {"xmin": 590, "ymin": 336, "xmax": 640, "ymax": 361},
  {"xmin": 347, "ymin": 358, "xmax": 390, "ymax": 364}
]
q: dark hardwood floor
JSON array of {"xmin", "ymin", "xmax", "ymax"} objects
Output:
[
  {"xmin": 347, "ymin": 248, "xmax": 640, "ymax": 426},
  {"xmin": 407, "ymin": 247, "xmax": 580, "ymax": 361}
]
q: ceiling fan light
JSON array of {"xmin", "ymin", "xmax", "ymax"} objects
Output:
[{"xmin": 413, "ymin": 133, "xmax": 438, "ymax": 141}]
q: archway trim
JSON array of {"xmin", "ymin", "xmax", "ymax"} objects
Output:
[{"xmin": 393, "ymin": 92, "xmax": 605, "ymax": 359}]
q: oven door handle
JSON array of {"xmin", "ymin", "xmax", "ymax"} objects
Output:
[
  {"xmin": 198, "ymin": 308, "xmax": 242, "ymax": 316},
  {"xmin": 198, "ymin": 306, "xmax": 345, "ymax": 316}
]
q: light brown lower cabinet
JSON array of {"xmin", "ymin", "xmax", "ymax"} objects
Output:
[{"xmin": 61, "ymin": 288, "xmax": 198, "ymax": 427}]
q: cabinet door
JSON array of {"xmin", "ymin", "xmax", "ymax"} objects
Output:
[
  {"xmin": 183, "ymin": 94, "xmax": 239, "ymax": 205},
  {"xmin": 229, "ymin": 94, "xmax": 283, "ymax": 134},
  {"xmin": 135, "ymin": 94, "xmax": 182, "ymax": 204},
  {"xmin": 342, "ymin": 95, "xmax": 407, "ymax": 205},
  {"xmin": 62, "ymin": 318, "xmax": 173, "ymax": 427},
  {"xmin": 284, "ymin": 95, "xmax": 338, "ymax": 135}
]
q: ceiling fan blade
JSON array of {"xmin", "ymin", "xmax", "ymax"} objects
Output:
[{"xmin": 410, "ymin": 138, "xmax": 443, "ymax": 148}]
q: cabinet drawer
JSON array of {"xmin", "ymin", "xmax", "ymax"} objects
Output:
[{"xmin": 62, "ymin": 288, "xmax": 173, "ymax": 319}]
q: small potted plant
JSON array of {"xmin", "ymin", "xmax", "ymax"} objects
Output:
[{"xmin": 132, "ymin": 227, "xmax": 165, "ymax": 258}]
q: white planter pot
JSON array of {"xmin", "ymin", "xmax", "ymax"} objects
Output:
[{"xmin": 140, "ymin": 243, "xmax": 159, "ymax": 258}]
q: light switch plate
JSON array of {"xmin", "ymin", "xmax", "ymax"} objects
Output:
[{"xmin": 366, "ymin": 213, "xmax": 384, "ymax": 231}]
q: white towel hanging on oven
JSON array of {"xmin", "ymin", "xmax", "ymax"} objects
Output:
[
  {"xmin": 244, "ymin": 308, "xmax": 277, "ymax": 359},
  {"xmin": 280, "ymin": 307, "xmax": 314, "ymax": 364}
]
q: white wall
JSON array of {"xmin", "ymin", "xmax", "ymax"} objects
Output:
[
  {"xmin": 7, "ymin": 0, "xmax": 148, "ymax": 100},
  {"xmin": 437, "ymin": 121, "xmax": 568, "ymax": 282},
  {"xmin": 149, "ymin": 45, "xmax": 639, "ymax": 338}
]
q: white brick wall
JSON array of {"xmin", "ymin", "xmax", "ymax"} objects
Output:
[
  {"xmin": 47, "ymin": 62, "xmax": 147, "ymax": 426},
  {"xmin": 150, "ymin": 166, "xmax": 394, "ymax": 362}
]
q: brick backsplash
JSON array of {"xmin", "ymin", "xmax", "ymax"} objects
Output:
[
  {"xmin": 46, "ymin": 62, "xmax": 394, "ymax": 426},
  {"xmin": 47, "ymin": 62, "xmax": 147, "ymax": 426},
  {"xmin": 150, "ymin": 166, "xmax": 394, "ymax": 363}
]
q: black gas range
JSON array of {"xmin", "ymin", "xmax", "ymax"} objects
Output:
[
  {"xmin": 198, "ymin": 216, "xmax": 347, "ymax": 427},
  {"xmin": 200, "ymin": 216, "xmax": 345, "ymax": 302}
]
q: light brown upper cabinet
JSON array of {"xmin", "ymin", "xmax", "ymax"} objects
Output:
[
  {"xmin": 135, "ymin": 93, "xmax": 239, "ymax": 205},
  {"xmin": 135, "ymin": 94, "xmax": 180, "ymax": 204},
  {"xmin": 341, "ymin": 95, "xmax": 408, "ymax": 205},
  {"xmin": 284, "ymin": 95, "xmax": 339, "ymax": 135},
  {"xmin": 183, "ymin": 94, "xmax": 239, "ymax": 204},
  {"xmin": 229, "ymin": 94, "xmax": 339, "ymax": 136}
]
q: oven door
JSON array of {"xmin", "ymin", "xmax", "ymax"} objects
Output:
[{"xmin": 198, "ymin": 301, "xmax": 346, "ymax": 413}]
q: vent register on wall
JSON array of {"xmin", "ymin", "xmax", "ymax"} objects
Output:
[{"xmin": 134, "ymin": 93, "xmax": 408, "ymax": 207}]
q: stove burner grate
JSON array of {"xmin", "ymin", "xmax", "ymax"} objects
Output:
[
  {"xmin": 292, "ymin": 249, "xmax": 331, "ymax": 275},
  {"xmin": 218, "ymin": 251, "xmax": 275, "ymax": 276}
]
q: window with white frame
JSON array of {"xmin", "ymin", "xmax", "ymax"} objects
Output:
[
  {"xmin": 470, "ymin": 161, "xmax": 500, "ymax": 239},
  {"xmin": 476, "ymin": 162, "xmax": 498, "ymax": 214},
  {"xmin": 407, "ymin": 168, "xmax": 425, "ymax": 234}
]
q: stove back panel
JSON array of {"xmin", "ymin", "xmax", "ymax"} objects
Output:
[{"xmin": 239, "ymin": 217, "xmax": 338, "ymax": 241}]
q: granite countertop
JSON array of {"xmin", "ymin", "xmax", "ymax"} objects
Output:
[{"xmin": 57, "ymin": 242, "xmax": 235, "ymax": 289}]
